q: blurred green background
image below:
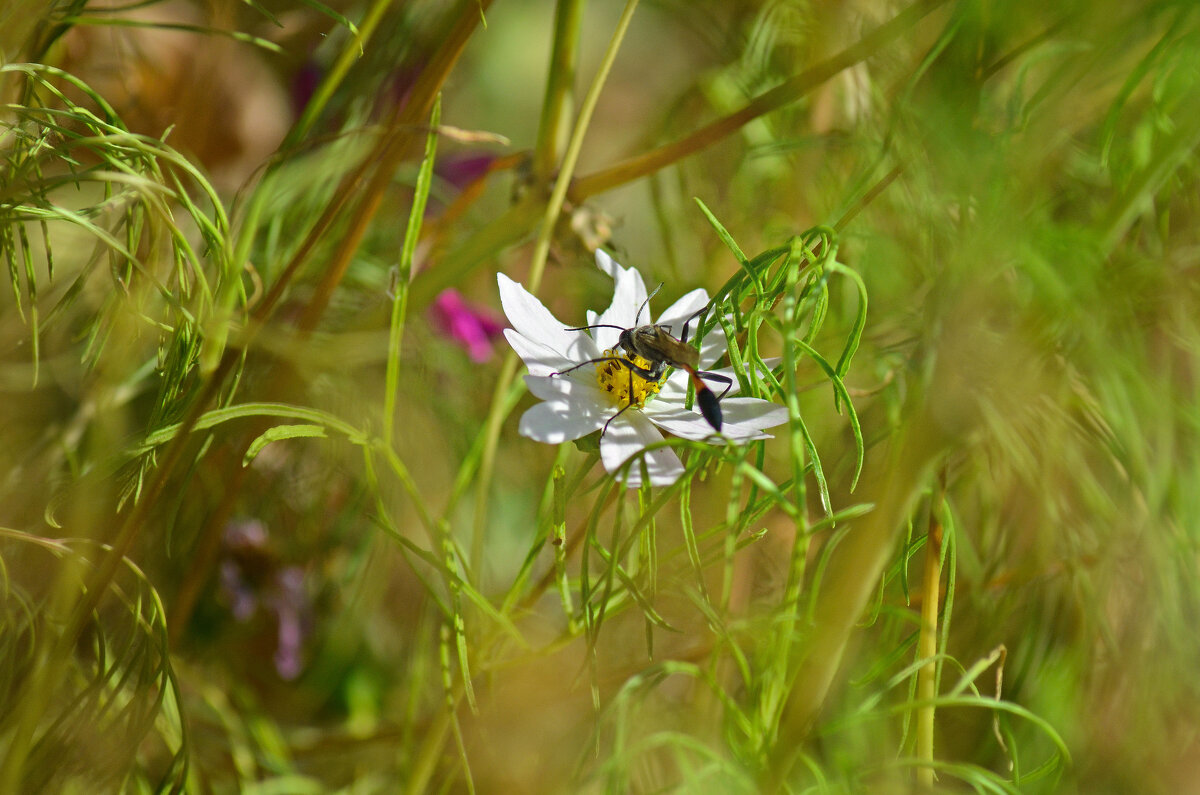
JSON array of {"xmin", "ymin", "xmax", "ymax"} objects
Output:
[{"xmin": 2, "ymin": 0, "xmax": 1199, "ymax": 792}]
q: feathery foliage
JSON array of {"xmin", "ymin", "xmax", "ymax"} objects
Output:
[{"xmin": 2, "ymin": 0, "xmax": 1199, "ymax": 792}]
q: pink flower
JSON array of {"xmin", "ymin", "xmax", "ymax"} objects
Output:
[{"xmin": 430, "ymin": 289, "xmax": 507, "ymax": 362}]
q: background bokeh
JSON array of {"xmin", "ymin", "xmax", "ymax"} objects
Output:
[{"xmin": 2, "ymin": 0, "xmax": 1199, "ymax": 792}]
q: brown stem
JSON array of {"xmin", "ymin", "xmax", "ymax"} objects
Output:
[
  {"xmin": 568, "ymin": 0, "xmax": 949, "ymax": 201},
  {"xmin": 300, "ymin": 0, "xmax": 495, "ymax": 330}
]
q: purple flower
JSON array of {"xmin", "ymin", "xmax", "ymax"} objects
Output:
[
  {"xmin": 430, "ymin": 289, "xmax": 507, "ymax": 362},
  {"xmin": 218, "ymin": 519, "xmax": 313, "ymax": 680},
  {"xmin": 436, "ymin": 153, "xmax": 497, "ymax": 192},
  {"xmin": 291, "ymin": 57, "xmax": 322, "ymax": 114},
  {"xmin": 268, "ymin": 568, "xmax": 309, "ymax": 680}
]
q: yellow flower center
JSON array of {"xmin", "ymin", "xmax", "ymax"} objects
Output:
[{"xmin": 594, "ymin": 349, "xmax": 662, "ymax": 410}]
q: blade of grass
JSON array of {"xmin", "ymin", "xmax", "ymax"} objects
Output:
[{"xmin": 384, "ymin": 95, "xmax": 441, "ymax": 443}]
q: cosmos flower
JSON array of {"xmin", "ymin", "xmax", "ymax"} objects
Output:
[{"xmin": 498, "ymin": 250, "xmax": 788, "ymax": 487}]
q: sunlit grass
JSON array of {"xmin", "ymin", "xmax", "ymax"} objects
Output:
[{"xmin": 2, "ymin": 0, "xmax": 1199, "ymax": 792}]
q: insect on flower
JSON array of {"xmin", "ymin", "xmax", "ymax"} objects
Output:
[
  {"xmin": 498, "ymin": 249, "xmax": 787, "ymax": 487},
  {"xmin": 552, "ymin": 285, "xmax": 732, "ymax": 438}
]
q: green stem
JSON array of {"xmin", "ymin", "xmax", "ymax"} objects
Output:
[
  {"xmin": 469, "ymin": 0, "xmax": 642, "ymax": 576},
  {"xmin": 286, "ymin": 0, "xmax": 395, "ymax": 147},
  {"xmin": 384, "ymin": 96, "xmax": 441, "ymax": 443},
  {"xmin": 533, "ymin": 0, "xmax": 585, "ymax": 180},
  {"xmin": 916, "ymin": 487, "xmax": 945, "ymax": 788},
  {"xmin": 765, "ymin": 415, "xmax": 952, "ymax": 789}
]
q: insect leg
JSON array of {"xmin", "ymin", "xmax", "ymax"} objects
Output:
[
  {"xmin": 553, "ymin": 355, "xmax": 664, "ymax": 381},
  {"xmin": 552, "ymin": 356, "xmax": 623, "ymax": 377},
  {"xmin": 678, "ymin": 304, "xmax": 713, "ymax": 345},
  {"xmin": 603, "ymin": 356, "xmax": 663, "ymax": 382},
  {"xmin": 696, "ymin": 370, "xmax": 734, "ymax": 400},
  {"xmin": 600, "ymin": 358, "xmax": 653, "ymax": 438},
  {"xmin": 601, "ymin": 401, "xmax": 637, "ymax": 437}
]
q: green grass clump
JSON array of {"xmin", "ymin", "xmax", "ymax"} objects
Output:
[{"xmin": 2, "ymin": 1, "xmax": 1199, "ymax": 792}]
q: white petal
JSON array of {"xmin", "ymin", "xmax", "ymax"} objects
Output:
[
  {"xmin": 695, "ymin": 323, "xmax": 729, "ymax": 370},
  {"xmin": 505, "ymin": 325, "xmax": 603, "ymax": 376},
  {"xmin": 658, "ymin": 367, "xmax": 738, "ymax": 400},
  {"xmin": 518, "ymin": 400, "xmax": 608, "ymax": 443},
  {"xmin": 524, "ymin": 373, "xmax": 607, "ymax": 404},
  {"xmin": 590, "ymin": 323, "xmax": 622, "ymax": 354},
  {"xmin": 594, "ymin": 250, "xmax": 649, "ymax": 344},
  {"xmin": 594, "ymin": 248, "xmax": 624, "ymax": 281},
  {"xmin": 656, "ymin": 288, "xmax": 708, "ymax": 331},
  {"xmin": 656, "ymin": 370, "xmax": 697, "ymax": 399},
  {"xmin": 648, "ymin": 385, "xmax": 787, "ymax": 442},
  {"xmin": 644, "ymin": 404, "xmax": 722, "ymax": 441},
  {"xmin": 718, "ymin": 398, "xmax": 790, "ymax": 434},
  {"xmin": 600, "ymin": 411, "xmax": 684, "ymax": 487},
  {"xmin": 504, "ymin": 330, "xmax": 574, "ymax": 376},
  {"xmin": 497, "ymin": 273, "xmax": 580, "ymax": 356},
  {"xmin": 659, "ymin": 362, "xmax": 779, "ymax": 400}
]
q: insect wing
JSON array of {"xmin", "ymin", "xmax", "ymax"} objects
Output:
[{"xmin": 649, "ymin": 326, "xmax": 700, "ymax": 370}]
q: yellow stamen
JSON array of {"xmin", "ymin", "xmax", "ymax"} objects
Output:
[{"xmin": 594, "ymin": 349, "xmax": 661, "ymax": 410}]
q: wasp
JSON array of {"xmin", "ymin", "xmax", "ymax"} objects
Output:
[{"xmin": 554, "ymin": 287, "xmax": 733, "ymax": 435}]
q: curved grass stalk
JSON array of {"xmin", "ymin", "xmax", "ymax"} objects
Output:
[{"xmin": 0, "ymin": 531, "xmax": 186, "ymax": 792}]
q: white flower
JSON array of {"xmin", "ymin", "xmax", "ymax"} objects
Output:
[{"xmin": 498, "ymin": 250, "xmax": 788, "ymax": 487}]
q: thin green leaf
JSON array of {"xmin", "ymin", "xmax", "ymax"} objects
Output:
[{"xmin": 241, "ymin": 424, "xmax": 328, "ymax": 466}]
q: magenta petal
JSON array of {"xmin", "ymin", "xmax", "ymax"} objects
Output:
[
  {"xmin": 437, "ymin": 154, "xmax": 497, "ymax": 190},
  {"xmin": 431, "ymin": 289, "xmax": 508, "ymax": 362}
]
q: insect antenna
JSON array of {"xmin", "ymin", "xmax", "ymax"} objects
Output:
[
  {"xmin": 566, "ymin": 284, "xmax": 663, "ymax": 332},
  {"xmin": 637, "ymin": 284, "xmax": 662, "ymax": 324},
  {"xmin": 564, "ymin": 323, "xmax": 626, "ymax": 332}
]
